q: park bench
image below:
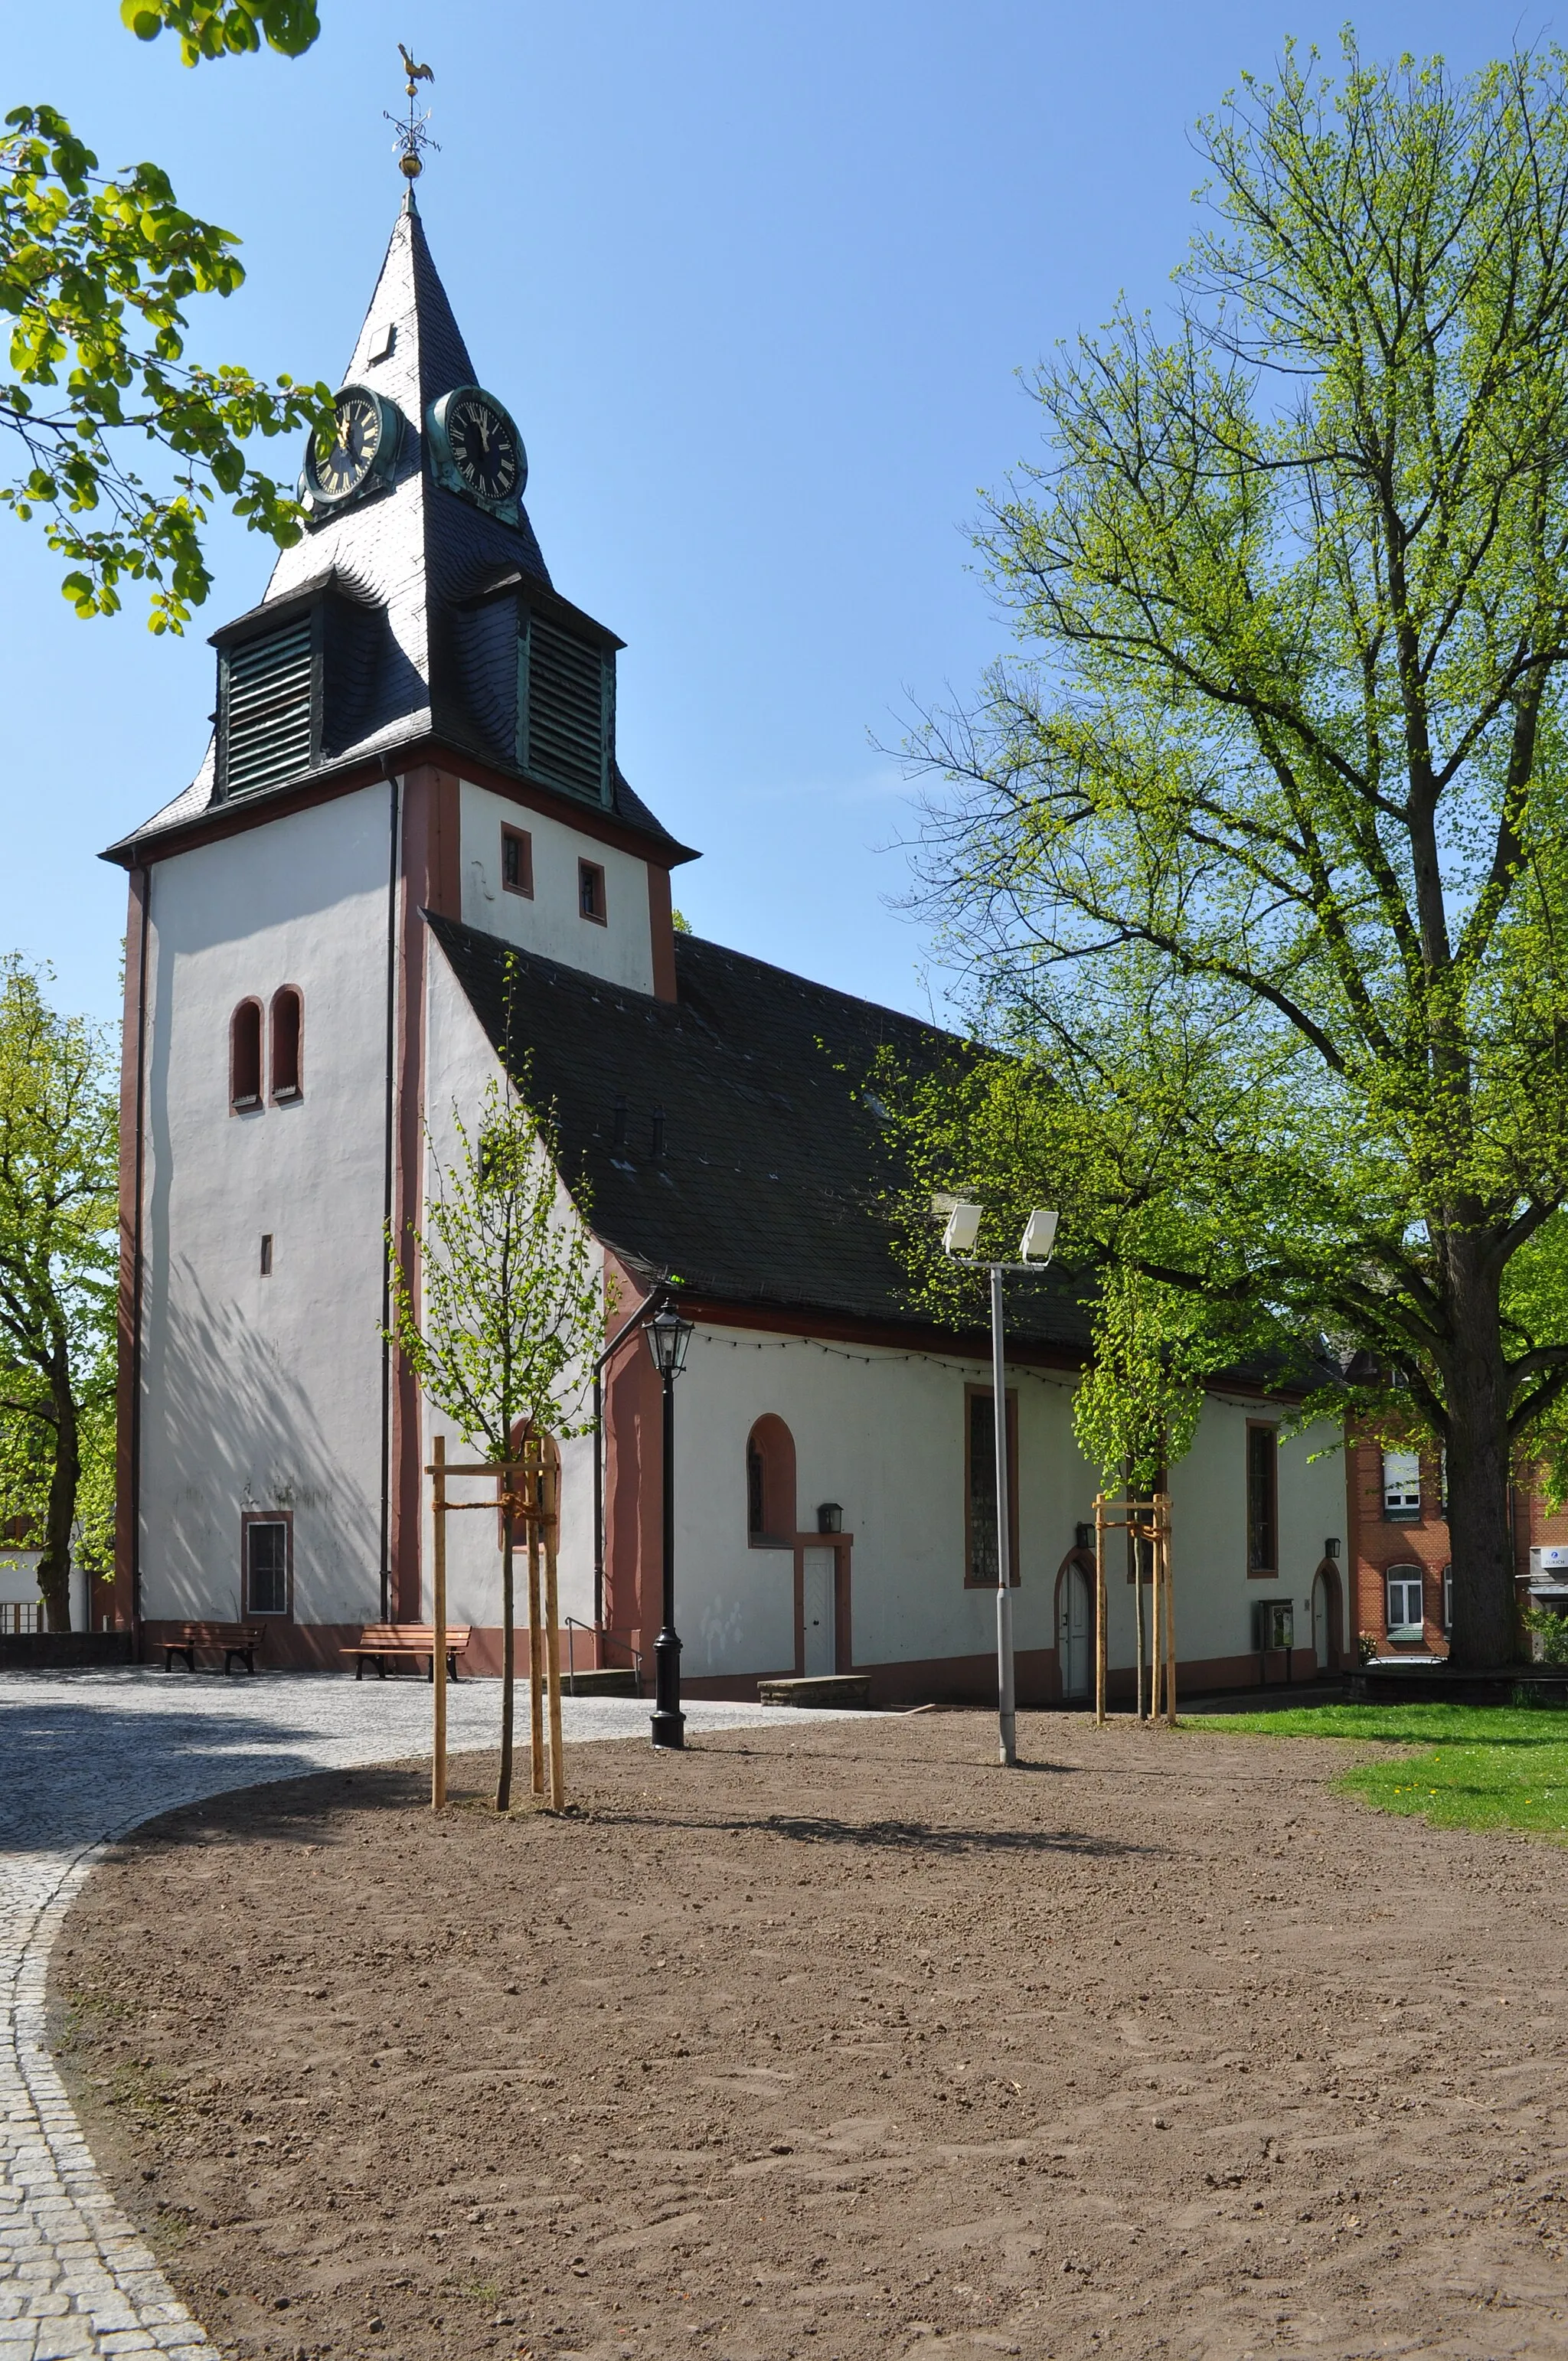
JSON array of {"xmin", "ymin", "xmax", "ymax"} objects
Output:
[
  {"xmin": 341, "ymin": 1622, "xmax": 471, "ymax": 1681},
  {"xmin": 163, "ymin": 1622, "xmax": 266, "ymax": 1677}
]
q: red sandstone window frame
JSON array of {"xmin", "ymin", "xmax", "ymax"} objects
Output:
[
  {"xmin": 501, "ymin": 824, "xmax": 534, "ymax": 897},
  {"xmin": 229, "ymin": 998, "xmax": 263, "ymax": 1112},
  {"xmin": 241, "ymin": 1510, "xmax": 293, "ymax": 1619},
  {"xmin": 746, "ymin": 1415, "xmax": 796, "ymax": 1548},
  {"xmin": 270, "ymin": 985, "xmax": 303, "ymax": 1102},
  {"xmin": 1246, "ymin": 1421, "xmax": 1279, "ymax": 1577},
  {"xmin": 579, "ymin": 859, "xmax": 607, "ymax": 924}
]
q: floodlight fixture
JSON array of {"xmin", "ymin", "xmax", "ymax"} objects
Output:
[
  {"xmin": 1019, "ymin": 1207, "xmax": 1059, "ymax": 1264},
  {"xmin": 942, "ymin": 1200, "xmax": 983, "ymax": 1256}
]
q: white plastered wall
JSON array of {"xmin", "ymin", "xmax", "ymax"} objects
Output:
[
  {"xmin": 420, "ymin": 944, "xmax": 600, "ymax": 1633},
  {"xmin": 136, "ymin": 783, "xmax": 396, "ymax": 1624},
  {"xmin": 458, "ymin": 778, "xmax": 655, "ymax": 994},
  {"xmin": 667, "ymin": 1327, "xmax": 1344, "ymax": 1683}
]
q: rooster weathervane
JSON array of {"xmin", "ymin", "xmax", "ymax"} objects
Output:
[{"xmin": 387, "ymin": 44, "xmax": 438, "ymax": 182}]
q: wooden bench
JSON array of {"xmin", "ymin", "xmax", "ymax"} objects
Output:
[
  {"xmin": 341, "ymin": 1623, "xmax": 471, "ymax": 1681},
  {"xmin": 164, "ymin": 1622, "xmax": 266, "ymax": 1677}
]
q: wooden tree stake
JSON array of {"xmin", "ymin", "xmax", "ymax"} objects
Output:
[
  {"xmin": 1094, "ymin": 1495, "xmax": 1108, "ymax": 1726},
  {"xmin": 527, "ymin": 1484, "xmax": 546, "ymax": 1798},
  {"xmin": 432, "ymin": 1433, "xmax": 447, "ymax": 1811},
  {"xmin": 544, "ymin": 1456, "xmax": 566, "ymax": 1810}
]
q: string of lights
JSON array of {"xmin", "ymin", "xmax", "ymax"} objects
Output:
[{"xmin": 689, "ymin": 1327, "xmax": 1079, "ymax": 1390}]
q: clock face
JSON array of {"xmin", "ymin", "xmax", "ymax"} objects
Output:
[
  {"xmin": 444, "ymin": 390, "xmax": 523, "ymax": 504},
  {"xmin": 303, "ymin": 387, "xmax": 398, "ymax": 507},
  {"xmin": 427, "ymin": 386, "xmax": 528, "ymax": 514}
]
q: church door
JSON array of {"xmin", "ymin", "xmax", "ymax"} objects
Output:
[
  {"xmin": 801, "ymin": 1548, "xmax": 836, "ymax": 1676},
  {"xmin": 1059, "ymin": 1562, "xmax": 1091, "ymax": 1699},
  {"xmin": 1312, "ymin": 1570, "xmax": 1331, "ymax": 1671}
]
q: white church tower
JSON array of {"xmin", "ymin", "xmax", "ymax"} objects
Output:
[{"xmin": 105, "ymin": 188, "xmax": 694, "ymax": 1660}]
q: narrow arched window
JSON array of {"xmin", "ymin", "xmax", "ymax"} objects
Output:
[
  {"xmin": 270, "ymin": 987, "xmax": 303, "ymax": 1102},
  {"xmin": 746, "ymin": 1415, "xmax": 796, "ymax": 1547},
  {"xmin": 230, "ymin": 1000, "xmax": 263, "ymax": 1111}
]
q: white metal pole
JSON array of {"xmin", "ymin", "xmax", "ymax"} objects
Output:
[{"xmin": 991, "ymin": 1262, "xmax": 1016, "ymax": 1766}]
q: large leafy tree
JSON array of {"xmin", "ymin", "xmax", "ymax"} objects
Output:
[
  {"xmin": 0, "ymin": 962, "xmax": 117, "ymax": 1631},
  {"xmin": 905, "ymin": 36, "xmax": 1568, "ymax": 1668},
  {"xmin": 1, "ymin": 2, "xmax": 331, "ymax": 629}
]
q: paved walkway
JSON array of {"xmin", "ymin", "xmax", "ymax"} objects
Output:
[{"xmin": 1, "ymin": 1670, "xmax": 839, "ymax": 2360}]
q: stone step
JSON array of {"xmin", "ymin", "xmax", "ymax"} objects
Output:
[
  {"xmin": 756, "ymin": 1673, "xmax": 872, "ymax": 1710},
  {"xmin": 562, "ymin": 1666, "xmax": 641, "ymax": 1697}
]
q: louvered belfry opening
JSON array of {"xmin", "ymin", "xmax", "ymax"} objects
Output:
[
  {"xmin": 220, "ymin": 615, "xmax": 317, "ymax": 797},
  {"xmin": 519, "ymin": 609, "xmax": 611, "ymax": 802}
]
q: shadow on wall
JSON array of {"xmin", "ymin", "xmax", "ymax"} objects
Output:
[{"xmin": 142, "ymin": 1259, "xmax": 381, "ymax": 1621}]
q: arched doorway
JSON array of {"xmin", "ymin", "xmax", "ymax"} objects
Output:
[
  {"xmin": 1310, "ymin": 1558, "xmax": 1343, "ymax": 1672},
  {"xmin": 1055, "ymin": 1551, "xmax": 1094, "ymax": 1700}
]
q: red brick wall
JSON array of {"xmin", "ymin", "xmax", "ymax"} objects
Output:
[
  {"xmin": 1347, "ymin": 1433, "xmax": 1451, "ymax": 1657},
  {"xmin": 1349, "ymin": 1433, "xmax": 1568, "ymax": 1657}
]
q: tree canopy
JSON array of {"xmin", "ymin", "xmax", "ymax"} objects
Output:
[
  {"xmin": 902, "ymin": 34, "xmax": 1568, "ymax": 1666},
  {"xmin": 1, "ymin": 5, "xmax": 332, "ymax": 627},
  {"xmin": 0, "ymin": 960, "xmax": 117, "ymax": 1629}
]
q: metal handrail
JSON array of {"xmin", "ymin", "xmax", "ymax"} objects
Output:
[{"xmin": 563, "ymin": 1614, "xmax": 643, "ymax": 1693}]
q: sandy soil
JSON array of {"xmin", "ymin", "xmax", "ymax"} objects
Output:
[{"xmin": 47, "ymin": 1710, "xmax": 1568, "ymax": 2361}]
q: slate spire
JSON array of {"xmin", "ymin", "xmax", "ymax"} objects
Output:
[{"xmin": 336, "ymin": 189, "xmax": 479, "ymax": 439}]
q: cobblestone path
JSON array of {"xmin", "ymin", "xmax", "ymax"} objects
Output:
[{"xmin": 1, "ymin": 1670, "xmax": 826, "ymax": 2361}]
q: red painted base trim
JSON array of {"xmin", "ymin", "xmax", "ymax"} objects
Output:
[{"xmin": 132, "ymin": 1625, "xmax": 1341, "ymax": 1701}]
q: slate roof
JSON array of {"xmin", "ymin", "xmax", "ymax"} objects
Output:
[
  {"xmin": 103, "ymin": 195, "xmax": 688, "ymax": 864},
  {"xmin": 429, "ymin": 913, "xmax": 1096, "ymax": 1353}
]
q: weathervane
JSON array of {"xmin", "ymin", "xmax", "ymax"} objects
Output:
[{"xmin": 386, "ymin": 43, "xmax": 437, "ymax": 182}]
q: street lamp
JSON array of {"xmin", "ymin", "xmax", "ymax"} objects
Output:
[
  {"xmin": 645, "ymin": 1301, "xmax": 694, "ymax": 1749},
  {"xmin": 937, "ymin": 1197, "xmax": 1059, "ymax": 1767}
]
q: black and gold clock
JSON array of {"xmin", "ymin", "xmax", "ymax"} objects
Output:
[
  {"xmin": 299, "ymin": 384, "xmax": 402, "ymax": 512},
  {"xmin": 426, "ymin": 385, "xmax": 528, "ymax": 517}
]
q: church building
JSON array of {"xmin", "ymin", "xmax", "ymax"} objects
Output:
[{"xmin": 103, "ymin": 191, "xmax": 1347, "ymax": 1700}]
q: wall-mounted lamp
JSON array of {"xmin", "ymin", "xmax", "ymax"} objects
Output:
[
  {"xmin": 1325, "ymin": 1536, "xmax": 1341, "ymax": 1559},
  {"xmin": 817, "ymin": 1503, "xmax": 843, "ymax": 1535}
]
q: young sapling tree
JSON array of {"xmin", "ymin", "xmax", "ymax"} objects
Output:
[{"xmin": 388, "ymin": 1068, "xmax": 606, "ymax": 1811}]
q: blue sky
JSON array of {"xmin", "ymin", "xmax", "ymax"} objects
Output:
[{"xmin": 0, "ymin": 0, "xmax": 1548, "ymax": 1029}]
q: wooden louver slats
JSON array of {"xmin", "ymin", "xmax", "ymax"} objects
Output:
[
  {"xmin": 522, "ymin": 613, "xmax": 607, "ymax": 799},
  {"xmin": 223, "ymin": 619, "xmax": 315, "ymax": 797}
]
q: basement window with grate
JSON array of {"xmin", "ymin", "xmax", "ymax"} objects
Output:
[
  {"xmin": 219, "ymin": 614, "xmax": 318, "ymax": 797},
  {"xmin": 518, "ymin": 609, "xmax": 613, "ymax": 802}
]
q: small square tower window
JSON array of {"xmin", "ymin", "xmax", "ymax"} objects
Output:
[
  {"xmin": 579, "ymin": 860, "xmax": 606, "ymax": 923},
  {"xmin": 501, "ymin": 825, "xmax": 534, "ymax": 896}
]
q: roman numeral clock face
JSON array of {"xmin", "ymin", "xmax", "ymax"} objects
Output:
[
  {"xmin": 427, "ymin": 386, "xmax": 528, "ymax": 517},
  {"xmin": 300, "ymin": 386, "xmax": 400, "ymax": 511}
]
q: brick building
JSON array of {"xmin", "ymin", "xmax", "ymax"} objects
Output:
[{"xmin": 1348, "ymin": 1432, "xmax": 1568, "ymax": 1658}]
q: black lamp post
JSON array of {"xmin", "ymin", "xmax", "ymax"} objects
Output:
[{"xmin": 646, "ymin": 1301, "xmax": 694, "ymax": 1749}]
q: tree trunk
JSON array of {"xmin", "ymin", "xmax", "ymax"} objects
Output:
[
  {"xmin": 1442, "ymin": 1239, "xmax": 1516, "ymax": 1670},
  {"xmin": 495, "ymin": 1500, "xmax": 515, "ymax": 1811},
  {"xmin": 36, "ymin": 1353, "xmax": 78, "ymax": 1634}
]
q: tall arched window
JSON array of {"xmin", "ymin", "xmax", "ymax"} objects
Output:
[
  {"xmin": 230, "ymin": 1000, "xmax": 263, "ymax": 1111},
  {"xmin": 270, "ymin": 986, "xmax": 303, "ymax": 1102},
  {"xmin": 746, "ymin": 1415, "xmax": 796, "ymax": 1547}
]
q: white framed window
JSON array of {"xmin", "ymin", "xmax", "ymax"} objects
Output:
[
  {"xmin": 1386, "ymin": 1565, "xmax": 1425, "ymax": 1641},
  {"xmin": 1383, "ymin": 1450, "xmax": 1421, "ymax": 1520},
  {"xmin": 1442, "ymin": 1564, "xmax": 1452, "ymax": 1631}
]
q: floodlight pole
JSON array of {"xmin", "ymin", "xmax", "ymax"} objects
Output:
[{"xmin": 990, "ymin": 1262, "xmax": 1016, "ymax": 1768}]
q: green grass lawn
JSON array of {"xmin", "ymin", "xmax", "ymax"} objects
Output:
[{"xmin": 1193, "ymin": 1702, "xmax": 1568, "ymax": 1836}]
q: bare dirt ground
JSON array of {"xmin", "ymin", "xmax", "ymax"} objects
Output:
[{"xmin": 47, "ymin": 1710, "xmax": 1568, "ymax": 2361}]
